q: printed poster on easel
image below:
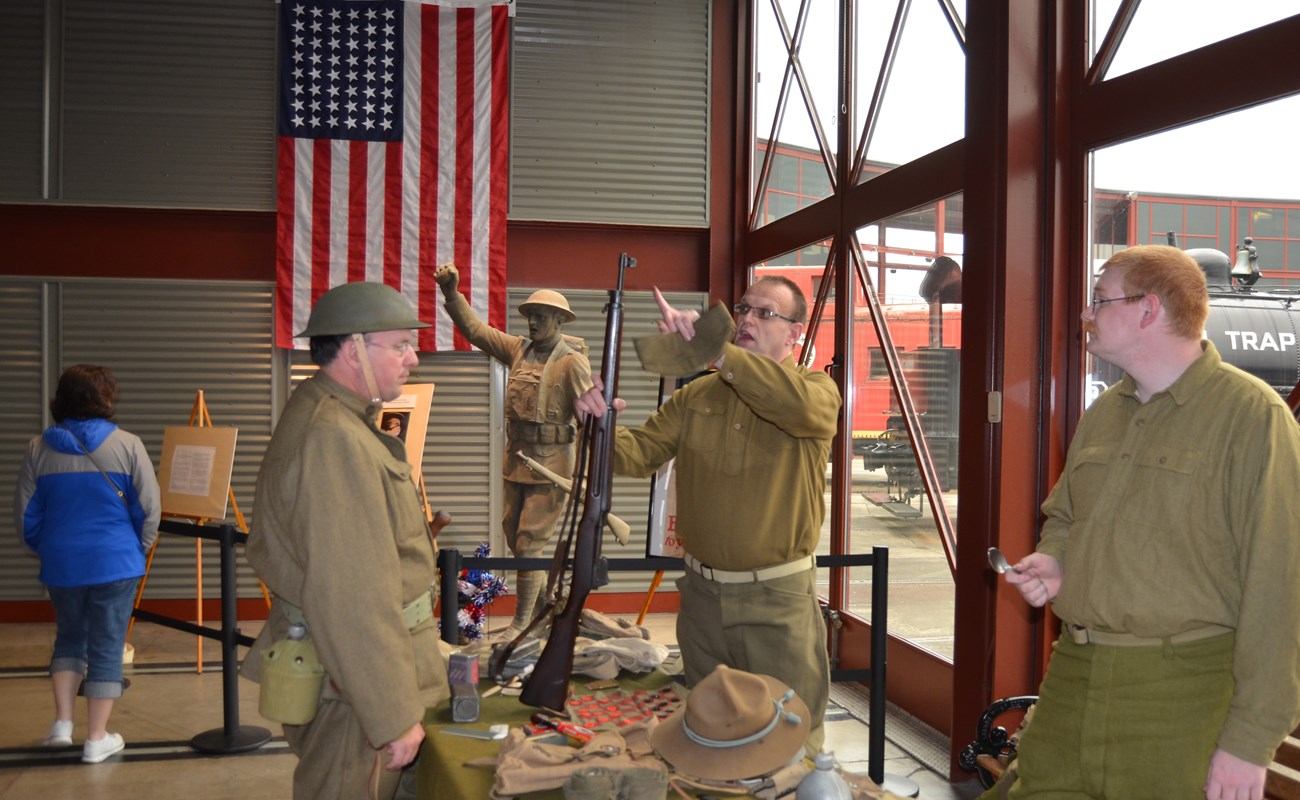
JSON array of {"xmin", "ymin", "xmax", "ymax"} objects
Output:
[
  {"xmin": 646, "ymin": 371, "xmax": 711, "ymax": 558},
  {"xmin": 158, "ymin": 425, "xmax": 238, "ymax": 520},
  {"xmin": 381, "ymin": 383, "xmax": 435, "ymax": 472},
  {"xmin": 647, "ymin": 373, "xmax": 696, "ymax": 558},
  {"xmin": 647, "ymin": 458, "xmax": 684, "ymax": 558}
]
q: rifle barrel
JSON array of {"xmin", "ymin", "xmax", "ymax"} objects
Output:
[{"xmin": 519, "ymin": 254, "xmax": 633, "ymax": 711}]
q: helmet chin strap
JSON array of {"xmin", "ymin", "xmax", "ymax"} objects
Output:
[{"xmin": 350, "ymin": 333, "xmax": 384, "ymax": 405}]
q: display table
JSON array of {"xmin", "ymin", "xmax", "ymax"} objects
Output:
[{"xmin": 418, "ymin": 670, "xmax": 679, "ymax": 799}]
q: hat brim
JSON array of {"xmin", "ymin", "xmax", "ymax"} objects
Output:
[
  {"xmin": 634, "ymin": 302, "xmax": 734, "ymax": 377},
  {"xmin": 518, "ymin": 304, "xmax": 576, "ymax": 324},
  {"xmin": 650, "ymin": 674, "xmax": 810, "ymax": 782},
  {"xmin": 295, "ymin": 319, "xmax": 431, "ymax": 338}
]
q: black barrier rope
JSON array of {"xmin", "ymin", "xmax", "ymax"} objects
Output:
[
  {"xmin": 132, "ymin": 518, "xmax": 271, "ymax": 755},
  {"xmin": 436, "ymin": 547, "xmax": 890, "ymax": 784}
]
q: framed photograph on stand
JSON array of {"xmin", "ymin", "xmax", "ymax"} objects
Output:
[{"xmin": 383, "ymin": 383, "xmax": 435, "ymax": 472}]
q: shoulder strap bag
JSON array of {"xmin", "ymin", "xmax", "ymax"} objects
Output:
[{"xmin": 60, "ymin": 423, "xmax": 129, "ymax": 507}]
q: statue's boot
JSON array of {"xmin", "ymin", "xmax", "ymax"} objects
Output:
[{"xmin": 493, "ymin": 569, "xmax": 547, "ymax": 642}]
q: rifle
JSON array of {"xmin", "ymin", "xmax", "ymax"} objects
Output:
[{"xmin": 516, "ymin": 251, "xmax": 635, "ymax": 712}]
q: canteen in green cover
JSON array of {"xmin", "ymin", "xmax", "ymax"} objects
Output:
[{"xmin": 259, "ymin": 624, "xmax": 326, "ymax": 725}]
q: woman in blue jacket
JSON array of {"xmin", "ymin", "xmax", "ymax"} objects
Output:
[{"xmin": 13, "ymin": 365, "xmax": 160, "ymax": 764}]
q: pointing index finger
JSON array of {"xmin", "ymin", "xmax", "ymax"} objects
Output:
[{"xmin": 653, "ymin": 286, "xmax": 672, "ymax": 316}]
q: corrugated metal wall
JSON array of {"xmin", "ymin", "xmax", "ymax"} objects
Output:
[
  {"xmin": 0, "ymin": 282, "xmax": 48, "ymax": 600},
  {"xmin": 60, "ymin": 0, "xmax": 277, "ymax": 208},
  {"xmin": 59, "ymin": 281, "xmax": 277, "ymax": 597},
  {"xmin": 0, "ymin": 0, "xmax": 711, "ymax": 226},
  {"xmin": 1, "ymin": 278, "xmax": 276, "ymax": 602},
  {"xmin": 0, "ymin": 0, "xmax": 44, "ymax": 201},
  {"xmin": 510, "ymin": 0, "xmax": 711, "ymax": 226},
  {"xmin": 0, "ymin": 278, "xmax": 706, "ymax": 604}
]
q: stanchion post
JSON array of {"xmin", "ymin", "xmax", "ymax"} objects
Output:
[
  {"xmin": 438, "ymin": 548, "xmax": 463, "ymax": 644},
  {"xmin": 869, "ymin": 546, "xmax": 887, "ymax": 784},
  {"xmin": 867, "ymin": 546, "xmax": 917, "ymax": 797},
  {"xmin": 190, "ymin": 523, "xmax": 272, "ymax": 754}
]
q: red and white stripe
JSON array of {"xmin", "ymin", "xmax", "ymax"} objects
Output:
[{"xmin": 275, "ymin": 1, "xmax": 508, "ymax": 350}]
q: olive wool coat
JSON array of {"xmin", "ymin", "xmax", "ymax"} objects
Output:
[{"xmin": 243, "ymin": 372, "xmax": 448, "ymax": 799}]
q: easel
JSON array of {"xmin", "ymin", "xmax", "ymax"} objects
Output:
[
  {"xmin": 127, "ymin": 390, "xmax": 270, "ymax": 672},
  {"xmin": 636, "ymin": 571, "xmax": 664, "ymax": 625}
]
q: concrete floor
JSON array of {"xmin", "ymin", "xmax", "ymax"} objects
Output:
[{"xmin": 0, "ymin": 613, "xmax": 983, "ymax": 799}]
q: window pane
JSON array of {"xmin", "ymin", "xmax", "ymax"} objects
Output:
[
  {"xmin": 852, "ymin": 195, "xmax": 964, "ymax": 659},
  {"xmin": 1254, "ymin": 238, "xmax": 1283, "ymax": 268},
  {"xmin": 753, "ymin": 199, "xmax": 963, "ymax": 659},
  {"xmin": 770, "ymin": 153, "xmax": 800, "ymax": 193},
  {"xmin": 1249, "ymin": 207, "xmax": 1285, "ymax": 239},
  {"xmin": 855, "ymin": 0, "xmax": 964, "ymax": 184},
  {"xmin": 1093, "ymin": 96, "xmax": 1300, "ymax": 201},
  {"xmin": 801, "ymin": 160, "xmax": 832, "ymax": 200},
  {"xmin": 1089, "ymin": 95, "xmax": 1300, "ymax": 401},
  {"xmin": 1186, "ymin": 204, "xmax": 1218, "ymax": 237},
  {"xmin": 1150, "ymin": 202, "xmax": 1183, "ymax": 240},
  {"xmin": 751, "ymin": 0, "xmax": 839, "ymax": 225},
  {"xmin": 765, "ymin": 192, "xmax": 800, "ymax": 226},
  {"xmin": 1099, "ymin": 0, "xmax": 1297, "ymax": 81}
]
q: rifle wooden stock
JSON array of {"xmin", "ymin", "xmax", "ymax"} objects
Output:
[{"xmin": 520, "ymin": 252, "xmax": 633, "ymax": 711}]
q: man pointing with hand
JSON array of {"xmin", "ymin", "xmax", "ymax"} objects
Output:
[{"xmin": 577, "ymin": 278, "xmax": 841, "ymax": 754}]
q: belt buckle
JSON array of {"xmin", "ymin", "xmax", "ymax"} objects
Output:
[
  {"xmin": 1069, "ymin": 625, "xmax": 1090, "ymax": 645},
  {"xmin": 692, "ymin": 557, "xmax": 717, "ymax": 582}
]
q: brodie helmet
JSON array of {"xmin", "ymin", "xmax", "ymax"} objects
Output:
[
  {"xmin": 518, "ymin": 289, "xmax": 576, "ymax": 324},
  {"xmin": 296, "ymin": 282, "xmax": 431, "ymax": 338}
]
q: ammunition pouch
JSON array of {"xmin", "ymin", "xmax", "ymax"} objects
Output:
[{"xmin": 508, "ymin": 420, "xmax": 575, "ymax": 445}]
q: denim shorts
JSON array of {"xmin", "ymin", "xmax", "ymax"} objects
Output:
[{"xmin": 47, "ymin": 577, "xmax": 139, "ymax": 698}]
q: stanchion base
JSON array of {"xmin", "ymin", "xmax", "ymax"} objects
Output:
[
  {"xmin": 880, "ymin": 773, "xmax": 921, "ymax": 797},
  {"xmin": 191, "ymin": 725, "xmax": 273, "ymax": 754}
]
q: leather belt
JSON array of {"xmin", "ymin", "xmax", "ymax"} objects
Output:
[
  {"xmin": 684, "ymin": 553, "xmax": 815, "ymax": 584},
  {"xmin": 1067, "ymin": 623, "xmax": 1232, "ymax": 647},
  {"xmin": 279, "ymin": 589, "xmax": 434, "ymax": 633},
  {"xmin": 402, "ymin": 587, "xmax": 436, "ymax": 630}
]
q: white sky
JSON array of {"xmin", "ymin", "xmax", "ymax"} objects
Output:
[
  {"xmin": 1093, "ymin": 98, "xmax": 1300, "ymax": 201},
  {"xmin": 758, "ymin": 0, "xmax": 1299, "ymax": 202},
  {"xmin": 1093, "ymin": 0, "xmax": 1300, "ymax": 200}
]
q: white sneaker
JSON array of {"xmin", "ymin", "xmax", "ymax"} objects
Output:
[
  {"xmin": 44, "ymin": 719, "xmax": 73, "ymax": 746},
  {"xmin": 82, "ymin": 732, "xmax": 125, "ymax": 764}
]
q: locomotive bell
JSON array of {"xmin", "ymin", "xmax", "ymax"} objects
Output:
[{"xmin": 1232, "ymin": 238, "xmax": 1260, "ymax": 286}]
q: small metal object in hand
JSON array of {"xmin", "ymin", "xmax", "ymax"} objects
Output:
[
  {"xmin": 440, "ymin": 724, "xmax": 508, "ymax": 740},
  {"xmin": 987, "ymin": 547, "xmax": 1017, "ymax": 574}
]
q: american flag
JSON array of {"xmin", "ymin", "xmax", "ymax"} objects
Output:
[{"xmin": 275, "ymin": 0, "xmax": 509, "ymax": 350}]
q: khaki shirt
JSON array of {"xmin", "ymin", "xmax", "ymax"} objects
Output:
[
  {"xmin": 611, "ymin": 344, "xmax": 841, "ymax": 570},
  {"xmin": 444, "ymin": 293, "xmax": 592, "ymax": 483},
  {"xmin": 1040, "ymin": 341, "xmax": 1300, "ymax": 764},
  {"xmin": 243, "ymin": 373, "xmax": 447, "ymax": 748}
]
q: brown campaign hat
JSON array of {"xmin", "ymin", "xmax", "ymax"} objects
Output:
[
  {"xmin": 518, "ymin": 289, "xmax": 576, "ymax": 323},
  {"xmin": 650, "ymin": 664, "xmax": 809, "ymax": 782},
  {"xmin": 633, "ymin": 302, "xmax": 734, "ymax": 377}
]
